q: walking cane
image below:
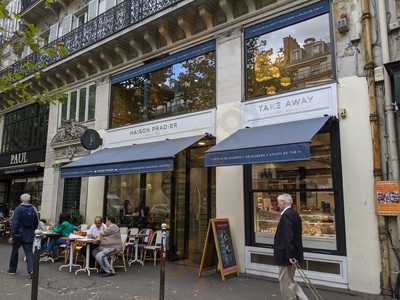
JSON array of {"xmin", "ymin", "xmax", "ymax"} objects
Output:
[{"xmin": 295, "ymin": 263, "xmax": 324, "ymax": 300}]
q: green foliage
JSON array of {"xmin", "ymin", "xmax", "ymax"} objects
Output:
[{"xmin": 0, "ymin": 1, "xmax": 67, "ymax": 110}]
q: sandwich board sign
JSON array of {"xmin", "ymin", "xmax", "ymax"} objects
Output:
[{"xmin": 198, "ymin": 218, "xmax": 239, "ymax": 280}]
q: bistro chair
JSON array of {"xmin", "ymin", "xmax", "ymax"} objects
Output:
[
  {"xmin": 138, "ymin": 228, "xmax": 153, "ymax": 260},
  {"xmin": 110, "ymin": 231, "xmax": 128, "ymax": 272},
  {"xmin": 126, "ymin": 228, "xmax": 139, "ymax": 259},
  {"xmin": 142, "ymin": 230, "xmax": 162, "ymax": 266}
]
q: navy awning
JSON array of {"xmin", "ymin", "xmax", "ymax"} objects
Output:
[
  {"xmin": 61, "ymin": 135, "xmax": 205, "ymax": 178},
  {"xmin": 204, "ymin": 117, "xmax": 330, "ymax": 167}
]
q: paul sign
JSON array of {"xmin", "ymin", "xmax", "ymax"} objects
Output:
[{"xmin": 10, "ymin": 152, "xmax": 28, "ymax": 165}]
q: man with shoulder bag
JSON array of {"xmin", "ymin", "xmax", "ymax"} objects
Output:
[{"xmin": 7, "ymin": 193, "xmax": 39, "ymax": 278}]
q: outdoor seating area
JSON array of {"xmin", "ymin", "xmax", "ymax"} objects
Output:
[{"xmin": 38, "ymin": 225, "xmax": 164, "ymax": 277}]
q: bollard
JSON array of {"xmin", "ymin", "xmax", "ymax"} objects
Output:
[
  {"xmin": 159, "ymin": 223, "xmax": 167, "ymax": 300},
  {"xmin": 31, "ymin": 230, "xmax": 42, "ymax": 300}
]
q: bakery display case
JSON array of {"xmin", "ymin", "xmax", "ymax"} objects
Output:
[{"xmin": 254, "ymin": 191, "xmax": 337, "ymax": 250}]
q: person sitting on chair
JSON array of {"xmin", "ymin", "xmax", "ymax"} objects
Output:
[{"xmin": 93, "ymin": 216, "xmax": 122, "ymax": 277}]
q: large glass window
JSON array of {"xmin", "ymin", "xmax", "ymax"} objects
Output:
[
  {"xmin": 245, "ymin": 14, "xmax": 333, "ymax": 99},
  {"xmin": 251, "ymin": 131, "xmax": 338, "ymax": 251},
  {"xmin": 110, "ymin": 51, "xmax": 216, "ymax": 128},
  {"xmin": 59, "ymin": 84, "xmax": 96, "ymax": 126},
  {"xmin": 1, "ymin": 104, "xmax": 49, "ymax": 154}
]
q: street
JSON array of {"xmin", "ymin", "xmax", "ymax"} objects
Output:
[{"xmin": 0, "ymin": 242, "xmax": 381, "ymax": 300}]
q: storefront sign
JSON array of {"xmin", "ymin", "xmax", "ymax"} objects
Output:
[
  {"xmin": 199, "ymin": 219, "xmax": 239, "ymax": 280},
  {"xmin": 242, "ymin": 83, "xmax": 337, "ymax": 127},
  {"xmin": 80, "ymin": 129, "xmax": 103, "ymax": 150},
  {"xmin": 0, "ymin": 149, "xmax": 46, "ymax": 168},
  {"xmin": 0, "ymin": 166, "xmax": 42, "ymax": 176},
  {"xmin": 104, "ymin": 109, "xmax": 216, "ymax": 148},
  {"xmin": 205, "ymin": 143, "xmax": 310, "ymax": 167},
  {"xmin": 10, "ymin": 152, "xmax": 28, "ymax": 165},
  {"xmin": 376, "ymin": 181, "xmax": 400, "ymax": 215}
]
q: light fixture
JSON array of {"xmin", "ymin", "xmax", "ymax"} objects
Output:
[{"xmin": 198, "ymin": 141, "xmax": 206, "ymax": 146}]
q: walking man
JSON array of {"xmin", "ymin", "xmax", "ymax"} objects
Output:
[
  {"xmin": 274, "ymin": 194, "xmax": 308, "ymax": 300},
  {"xmin": 8, "ymin": 193, "xmax": 39, "ymax": 277}
]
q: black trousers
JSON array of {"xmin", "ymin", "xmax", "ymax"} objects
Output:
[{"xmin": 9, "ymin": 241, "xmax": 33, "ymax": 273}]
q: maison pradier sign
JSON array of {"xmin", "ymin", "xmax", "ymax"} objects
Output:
[{"xmin": 104, "ymin": 109, "xmax": 216, "ymax": 148}]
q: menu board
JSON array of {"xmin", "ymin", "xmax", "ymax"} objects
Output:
[
  {"xmin": 199, "ymin": 218, "xmax": 239, "ymax": 280},
  {"xmin": 376, "ymin": 181, "xmax": 400, "ymax": 215}
]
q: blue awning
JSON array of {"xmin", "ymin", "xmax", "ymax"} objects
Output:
[
  {"xmin": 61, "ymin": 135, "xmax": 205, "ymax": 178},
  {"xmin": 204, "ymin": 117, "xmax": 330, "ymax": 167}
]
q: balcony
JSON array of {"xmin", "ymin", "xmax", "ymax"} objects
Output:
[
  {"xmin": 21, "ymin": 0, "xmax": 41, "ymax": 12},
  {"xmin": 3, "ymin": 0, "xmax": 292, "ymax": 90},
  {"xmin": 4, "ymin": 0, "xmax": 185, "ymax": 81}
]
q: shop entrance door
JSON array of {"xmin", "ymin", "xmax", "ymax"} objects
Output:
[{"xmin": 172, "ymin": 145, "xmax": 215, "ymax": 264}]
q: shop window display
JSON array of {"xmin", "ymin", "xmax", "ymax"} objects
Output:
[
  {"xmin": 245, "ymin": 14, "xmax": 333, "ymax": 99},
  {"xmin": 105, "ymin": 173, "xmax": 171, "ymax": 229},
  {"xmin": 252, "ymin": 133, "xmax": 337, "ymax": 250}
]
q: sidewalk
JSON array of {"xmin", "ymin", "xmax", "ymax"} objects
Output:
[{"xmin": 0, "ymin": 242, "xmax": 383, "ymax": 300}]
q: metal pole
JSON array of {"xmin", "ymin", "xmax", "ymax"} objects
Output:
[
  {"xmin": 159, "ymin": 223, "xmax": 167, "ymax": 300},
  {"xmin": 31, "ymin": 230, "xmax": 42, "ymax": 300}
]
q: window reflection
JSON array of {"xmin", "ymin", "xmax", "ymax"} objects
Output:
[
  {"xmin": 246, "ymin": 14, "xmax": 333, "ymax": 99},
  {"xmin": 251, "ymin": 132, "xmax": 337, "ymax": 250},
  {"xmin": 110, "ymin": 51, "xmax": 216, "ymax": 128}
]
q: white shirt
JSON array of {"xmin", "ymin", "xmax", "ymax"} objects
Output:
[
  {"xmin": 87, "ymin": 223, "xmax": 106, "ymax": 238},
  {"xmin": 280, "ymin": 206, "xmax": 291, "ymax": 216}
]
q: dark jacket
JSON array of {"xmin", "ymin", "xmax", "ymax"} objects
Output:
[
  {"xmin": 273, "ymin": 207, "xmax": 304, "ymax": 266},
  {"xmin": 11, "ymin": 203, "xmax": 39, "ymax": 243}
]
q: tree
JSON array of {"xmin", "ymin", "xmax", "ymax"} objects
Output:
[{"xmin": 0, "ymin": 0, "xmax": 67, "ymax": 109}]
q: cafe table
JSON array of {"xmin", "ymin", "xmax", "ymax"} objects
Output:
[
  {"xmin": 127, "ymin": 233, "xmax": 145, "ymax": 267},
  {"xmin": 58, "ymin": 234, "xmax": 85, "ymax": 273},
  {"xmin": 74, "ymin": 237, "xmax": 99, "ymax": 276}
]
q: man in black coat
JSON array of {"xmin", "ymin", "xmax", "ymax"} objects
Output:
[
  {"xmin": 8, "ymin": 193, "xmax": 39, "ymax": 277},
  {"xmin": 274, "ymin": 194, "xmax": 308, "ymax": 300}
]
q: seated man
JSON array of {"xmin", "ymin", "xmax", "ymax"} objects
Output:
[
  {"xmin": 85, "ymin": 216, "xmax": 106, "ymax": 267},
  {"xmin": 93, "ymin": 216, "xmax": 122, "ymax": 277}
]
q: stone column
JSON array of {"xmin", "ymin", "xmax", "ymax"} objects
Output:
[
  {"xmin": 85, "ymin": 77, "xmax": 110, "ymax": 223},
  {"xmin": 215, "ymin": 30, "xmax": 246, "ymax": 271},
  {"xmin": 41, "ymin": 103, "xmax": 61, "ymax": 222}
]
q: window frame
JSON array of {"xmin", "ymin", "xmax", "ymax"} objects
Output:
[
  {"xmin": 108, "ymin": 50, "xmax": 217, "ymax": 129},
  {"xmin": 58, "ymin": 83, "xmax": 96, "ymax": 127},
  {"xmin": 243, "ymin": 6, "xmax": 337, "ymax": 102},
  {"xmin": 1, "ymin": 104, "xmax": 49, "ymax": 154},
  {"xmin": 243, "ymin": 119, "xmax": 346, "ymax": 256}
]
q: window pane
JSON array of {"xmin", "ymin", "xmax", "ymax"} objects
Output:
[
  {"xmin": 88, "ymin": 85, "xmax": 96, "ymax": 120},
  {"xmin": 78, "ymin": 87, "xmax": 87, "ymax": 122},
  {"xmin": 253, "ymin": 191, "xmax": 336, "ymax": 250},
  {"xmin": 70, "ymin": 91, "xmax": 77, "ymax": 121},
  {"xmin": 110, "ymin": 51, "xmax": 216, "ymax": 128},
  {"xmin": 146, "ymin": 172, "xmax": 171, "ymax": 230},
  {"xmin": 246, "ymin": 14, "xmax": 333, "ymax": 99},
  {"xmin": 106, "ymin": 175, "xmax": 141, "ymax": 226},
  {"xmin": 252, "ymin": 133, "xmax": 332, "ymax": 190},
  {"xmin": 1, "ymin": 104, "xmax": 48, "ymax": 153}
]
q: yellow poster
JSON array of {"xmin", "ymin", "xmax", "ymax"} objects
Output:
[{"xmin": 376, "ymin": 181, "xmax": 400, "ymax": 215}]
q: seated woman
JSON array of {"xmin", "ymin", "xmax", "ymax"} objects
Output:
[{"xmin": 47, "ymin": 213, "xmax": 78, "ymax": 258}]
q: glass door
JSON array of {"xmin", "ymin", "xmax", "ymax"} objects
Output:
[{"xmin": 187, "ymin": 147, "xmax": 213, "ymax": 264}]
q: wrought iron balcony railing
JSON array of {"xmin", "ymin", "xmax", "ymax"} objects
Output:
[
  {"xmin": 4, "ymin": 0, "xmax": 183, "ymax": 81},
  {"xmin": 21, "ymin": 0, "xmax": 41, "ymax": 13}
]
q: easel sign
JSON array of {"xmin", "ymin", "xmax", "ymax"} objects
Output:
[{"xmin": 198, "ymin": 218, "xmax": 239, "ymax": 280}]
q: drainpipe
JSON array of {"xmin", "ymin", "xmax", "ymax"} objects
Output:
[
  {"xmin": 378, "ymin": 0, "xmax": 400, "ymax": 180},
  {"xmin": 361, "ymin": 0, "xmax": 391, "ymax": 295},
  {"xmin": 378, "ymin": 0, "xmax": 400, "ymax": 295}
]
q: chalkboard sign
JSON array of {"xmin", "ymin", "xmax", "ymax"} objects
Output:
[{"xmin": 199, "ymin": 218, "xmax": 239, "ymax": 280}]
